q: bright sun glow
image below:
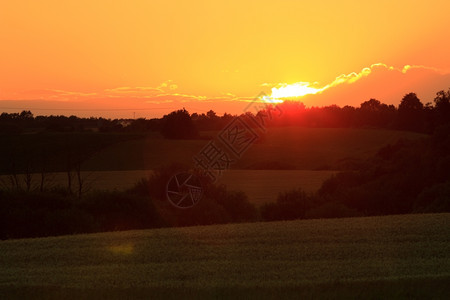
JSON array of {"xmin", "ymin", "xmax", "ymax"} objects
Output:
[
  {"xmin": 261, "ymin": 95, "xmax": 284, "ymax": 103},
  {"xmin": 265, "ymin": 82, "xmax": 322, "ymax": 102}
]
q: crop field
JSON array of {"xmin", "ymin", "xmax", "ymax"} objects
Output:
[
  {"xmin": 82, "ymin": 127, "xmax": 426, "ymax": 171},
  {"xmin": 0, "ymin": 213, "xmax": 448, "ymax": 299},
  {"xmin": 0, "ymin": 170, "xmax": 336, "ymax": 206}
]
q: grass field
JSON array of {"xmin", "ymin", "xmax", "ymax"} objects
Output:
[
  {"xmin": 0, "ymin": 170, "xmax": 335, "ymax": 206},
  {"xmin": 0, "ymin": 213, "xmax": 448, "ymax": 299},
  {"xmin": 83, "ymin": 127, "xmax": 426, "ymax": 171}
]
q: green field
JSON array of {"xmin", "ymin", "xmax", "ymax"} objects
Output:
[
  {"xmin": 0, "ymin": 213, "xmax": 448, "ymax": 299},
  {"xmin": 82, "ymin": 127, "xmax": 426, "ymax": 171}
]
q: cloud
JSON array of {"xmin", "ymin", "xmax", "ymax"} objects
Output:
[
  {"xmin": 104, "ymin": 87, "xmax": 163, "ymax": 94},
  {"xmin": 323, "ymin": 63, "xmax": 449, "ymax": 90},
  {"xmin": 157, "ymin": 80, "xmax": 178, "ymax": 90},
  {"xmin": 13, "ymin": 89, "xmax": 98, "ymax": 101},
  {"xmin": 265, "ymin": 63, "xmax": 450, "ymax": 106},
  {"xmin": 47, "ymin": 89, "xmax": 98, "ymax": 97},
  {"xmin": 13, "ymin": 81, "xmax": 256, "ymax": 108},
  {"xmin": 147, "ymin": 93, "xmax": 207, "ymax": 102},
  {"xmin": 104, "ymin": 81, "xmax": 179, "ymax": 97}
]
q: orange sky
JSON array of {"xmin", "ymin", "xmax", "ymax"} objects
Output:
[{"xmin": 1, "ymin": 0, "xmax": 450, "ymax": 118}]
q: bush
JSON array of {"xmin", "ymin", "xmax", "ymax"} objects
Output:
[
  {"xmin": 0, "ymin": 191, "xmax": 96, "ymax": 239},
  {"xmin": 128, "ymin": 163, "xmax": 190, "ymax": 200},
  {"xmin": 305, "ymin": 201, "xmax": 362, "ymax": 219},
  {"xmin": 0, "ymin": 189, "xmax": 161, "ymax": 239},
  {"xmin": 156, "ymin": 195, "xmax": 230, "ymax": 227},
  {"xmin": 413, "ymin": 181, "xmax": 450, "ymax": 213},
  {"xmin": 207, "ymin": 184, "xmax": 257, "ymax": 222},
  {"xmin": 261, "ymin": 188, "xmax": 313, "ymax": 221},
  {"xmin": 318, "ymin": 172, "xmax": 363, "ymax": 196},
  {"xmin": 36, "ymin": 208, "xmax": 96, "ymax": 237},
  {"xmin": 129, "ymin": 164, "xmax": 257, "ymax": 226},
  {"xmin": 79, "ymin": 191, "xmax": 161, "ymax": 231}
]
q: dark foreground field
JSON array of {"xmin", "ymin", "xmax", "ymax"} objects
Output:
[{"xmin": 0, "ymin": 213, "xmax": 449, "ymax": 299}]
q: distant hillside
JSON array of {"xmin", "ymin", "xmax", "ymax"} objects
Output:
[
  {"xmin": 83, "ymin": 127, "xmax": 426, "ymax": 171},
  {"xmin": 0, "ymin": 132, "xmax": 145, "ymax": 174}
]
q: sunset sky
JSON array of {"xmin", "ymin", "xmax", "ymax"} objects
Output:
[{"xmin": 1, "ymin": 0, "xmax": 450, "ymax": 118}]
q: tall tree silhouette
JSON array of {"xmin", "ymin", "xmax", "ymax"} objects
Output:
[
  {"xmin": 398, "ymin": 93, "xmax": 424, "ymax": 131},
  {"xmin": 434, "ymin": 89, "xmax": 450, "ymax": 126}
]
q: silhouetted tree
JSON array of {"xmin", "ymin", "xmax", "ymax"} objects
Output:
[
  {"xmin": 19, "ymin": 110, "xmax": 33, "ymax": 120},
  {"xmin": 358, "ymin": 99, "xmax": 395, "ymax": 127},
  {"xmin": 434, "ymin": 89, "xmax": 450, "ymax": 126},
  {"xmin": 398, "ymin": 93, "xmax": 424, "ymax": 131},
  {"xmin": 360, "ymin": 98, "xmax": 384, "ymax": 112},
  {"xmin": 161, "ymin": 109, "xmax": 198, "ymax": 139}
]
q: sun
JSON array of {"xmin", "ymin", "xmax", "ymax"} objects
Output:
[
  {"xmin": 270, "ymin": 82, "xmax": 322, "ymax": 100},
  {"xmin": 261, "ymin": 82, "xmax": 324, "ymax": 104}
]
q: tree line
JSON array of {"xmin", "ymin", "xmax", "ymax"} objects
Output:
[
  {"xmin": 260, "ymin": 89, "xmax": 450, "ymax": 132},
  {"xmin": 1, "ymin": 88, "xmax": 449, "ymax": 136}
]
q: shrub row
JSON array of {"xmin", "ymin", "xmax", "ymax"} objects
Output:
[{"xmin": 0, "ymin": 165, "xmax": 258, "ymax": 239}]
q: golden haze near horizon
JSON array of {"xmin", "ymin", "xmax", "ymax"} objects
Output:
[{"xmin": 1, "ymin": 0, "xmax": 450, "ymax": 118}]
